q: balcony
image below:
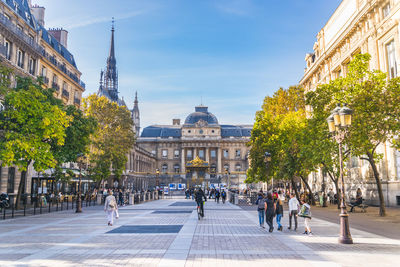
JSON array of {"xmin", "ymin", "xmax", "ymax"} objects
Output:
[
  {"xmin": 0, "ymin": 13, "xmax": 43, "ymax": 55},
  {"xmin": 74, "ymin": 97, "xmax": 80, "ymax": 106},
  {"xmin": 52, "ymin": 82, "xmax": 60, "ymax": 92}
]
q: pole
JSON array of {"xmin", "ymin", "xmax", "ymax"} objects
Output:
[
  {"xmin": 76, "ymin": 162, "xmax": 82, "ymax": 213},
  {"xmin": 338, "ymin": 139, "xmax": 352, "ymax": 244}
]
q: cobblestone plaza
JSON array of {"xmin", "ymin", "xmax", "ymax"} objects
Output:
[{"xmin": 0, "ymin": 197, "xmax": 399, "ymax": 267}]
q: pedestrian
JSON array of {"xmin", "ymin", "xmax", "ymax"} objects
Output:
[
  {"xmin": 275, "ymin": 197, "xmax": 284, "ymax": 231},
  {"xmin": 221, "ymin": 189, "xmax": 227, "ymax": 204},
  {"xmin": 104, "ymin": 190, "xmax": 118, "ymax": 226},
  {"xmin": 265, "ymin": 192, "xmax": 276, "ymax": 232},
  {"xmin": 328, "ymin": 188, "xmax": 334, "ymax": 204},
  {"xmin": 298, "ymin": 199, "xmax": 312, "ymax": 235},
  {"xmin": 287, "ymin": 193, "xmax": 300, "ymax": 231},
  {"xmin": 118, "ymin": 189, "xmax": 124, "ymax": 206},
  {"xmin": 215, "ymin": 190, "xmax": 220, "ymax": 203},
  {"xmin": 255, "ymin": 193, "xmax": 265, "ymax": 228}
]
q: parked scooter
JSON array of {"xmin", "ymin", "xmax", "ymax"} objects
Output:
[{"xmin": 0, "ymin": 193, "xmax": 10, "ymax": 210}]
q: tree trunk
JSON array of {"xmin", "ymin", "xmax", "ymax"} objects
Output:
[
  {"xmin": 15, "ymin": 160, "xmax": 31, "ymax": 210},
  {"xmin": 367, "ymin": 151, "xmax": 386, "ymax": 217},
  {"xmin": 290, "ymin": 176, "xmax": 300, "ymax": 201},
  {"xmin": 300, "ymin": 175, "xmax": 315, "ymax": 206}
]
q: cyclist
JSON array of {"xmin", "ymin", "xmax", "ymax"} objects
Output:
[
  {"xmin": 221, "ymin": 189, "xmax": 227, "ymax": 204},
  {"xmin": 194, "ymin": 187, "xmax": 207, "ymax": 217}
]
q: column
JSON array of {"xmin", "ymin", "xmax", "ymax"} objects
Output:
[
  {"xmin": 181, "ymin": 148, "xmax": 185, "ymax": 175},
  {"xmin": 217, "ymin": 147, "xmax": 222, "ymax": 174},
  {"xmin": 205, "ymin": 147, "xmax": 209, "ymax": 163},
  {"xmin": 194, "ymin": 147, "xmax": 197, "ymax": 159}
]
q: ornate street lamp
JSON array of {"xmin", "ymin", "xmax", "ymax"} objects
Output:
[
  {"xmin": 224, "ymin": 167, "xmax": 230, "ymax": 190},
  {"xmin": 264, "ymin": 152, "xmax": 272, "ymax": 190},
  {"xmin": 156, "ymin": 168, "xmax": 160, "ymax": 188},
  {"xmin": 327, "ymin": 103, "xmax": 353, "ymax": 244}
]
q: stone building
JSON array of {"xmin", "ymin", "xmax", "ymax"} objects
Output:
[
  {"xmin": 0, "ymin": 0, "xmax": 85, "ymax": 198},
  {"xmin": 299, "ymin": 0, "xmax": 400, "ymax": 206},
  {"xmin": 137, "ymin": 105, "xmax": 252, "ymax": 189}
]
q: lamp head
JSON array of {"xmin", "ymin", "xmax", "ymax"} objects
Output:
[
  {"xmin": 327, "ymin": 114, "xmax": 335, "ymax": 133},
  {"xmin": 339, "ymin": 104, "xmax": 353, "ymax": 127},
  {"xmin": 332, "ymin": 104, "xmax": 341, "ymax": 127}
]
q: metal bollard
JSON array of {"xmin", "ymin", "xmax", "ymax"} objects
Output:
[
  {"xmin": 56, "ymin": 199, "xmax": 59, "ymax": 212},
  {"xmin": 66, "ymin": 198, "xmax": 69, "ymax": 210},
  {"xmin": 11, "ymin": 203, "xmax": 14, "ymax": 218}
]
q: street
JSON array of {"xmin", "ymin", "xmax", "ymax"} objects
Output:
[{"xmin": 0, "ymin": 197, "xmax": 399, "ymax": 267}]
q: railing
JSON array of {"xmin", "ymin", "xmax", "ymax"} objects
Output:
[
  {"xmin": 62, "ymin": 89, "xmax": 69, "ymax": 99},
  {"xmin": 0, "ymin": 13, "xmax": 43, "ymax": 55}
]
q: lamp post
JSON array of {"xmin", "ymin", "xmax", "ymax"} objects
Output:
[
  {"xmin": 327, "ymin": 104, "xmax": 353, "ymax": 244},
  {"xmin": 76, "ymin": 153, "xmax": 85, "ymax": 213},
  {"xmin": 156, "ymin": 168, "xmax": 160, "ymax": 188},
  {"xmin": 224, "ymin": 167, "xmax": 230, "ymax": 190},
  {"xmin": 264, "ymin": 152, "xmax": 271, "ymax": 191}
]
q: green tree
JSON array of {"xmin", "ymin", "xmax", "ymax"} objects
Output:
[
  {"xmin": 0, "ymin": 77, "xmax": 71, "ymax": 207},
  {"xmin": 83, "ymin": 94, "xmax": 135, "ymax": 185},
  {"xmin": 306, "ymin": 54, "xmax": 400, "ymax": 216}
]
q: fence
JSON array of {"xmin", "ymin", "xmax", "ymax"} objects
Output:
[
  {"xmin": 1, "ymin": 191, "xmax": 164, "ymax": 220},
  {"xmin": 229, "ymin": 192, "xmax": 258, "ymax": 206}
]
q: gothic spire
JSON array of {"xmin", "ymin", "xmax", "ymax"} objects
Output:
[{"xmin": 109, "ymin": 17, "xmax": 115, "ymax": 61}]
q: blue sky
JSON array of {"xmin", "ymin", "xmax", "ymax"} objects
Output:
[{"xmin": 33, "ymin": 0, "xmax": 342, "ymax": 128}]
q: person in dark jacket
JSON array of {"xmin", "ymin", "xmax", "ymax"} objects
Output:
[
  {"xmin": 255, "ymin": 193, "xmax": 265, "ymax": 228},
  {"xmin": 215, "ymin": 190, "xmax": 220, "ymax": 203},
  {"xmin": 275, "ymin": 198, "xmax": 284, "ymax": 231},
  {"xmin": 194, "ymin": 188, "xmax": 207, "ymax": 217},
  {"xmin": 265, "ymin": 192, "xmax": 276, "ymax": 232}
]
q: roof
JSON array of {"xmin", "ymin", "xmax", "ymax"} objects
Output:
[
  {"xmin": 184, "ymin": 106, "xmax": 218, "ymax": 125},
  {"xmin": 4, "ymin": 0, "xmax": 35, "ymax": 29},
  {"xmin": 220, "ymin": 125, "xmax": 252, "ymax": 138},
  {"xmin": 40, "ymin": 25, "xmax": 77, "ymax": 68},
  {"xmin": 141, "ymin": 126, "xmax": 181, "ymax": 138}
]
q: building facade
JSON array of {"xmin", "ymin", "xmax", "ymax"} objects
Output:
[
  {"xmin": 137, "ymin": 105, "xmax": 252, "ymax": 189},
  {"xmin": 0, "ymin": 0, "xmax": 85, "ymax": 198},
  {"xmin": 300, "ymin": 0, "xmax": 400, "ymax": 206}
]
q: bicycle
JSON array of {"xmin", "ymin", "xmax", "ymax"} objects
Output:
[{"xmin": 197, "ymin": 201, "xmax": 204, "ymax": 220}]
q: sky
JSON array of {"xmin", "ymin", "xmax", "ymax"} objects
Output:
[{"xmin": 32, "ymin": 0, "xmax": 342, "ymax": 129}]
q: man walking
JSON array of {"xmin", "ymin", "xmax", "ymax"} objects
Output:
[{"xmin": 288, "ymin": 193, "xmax": 300, "ymax": 231}]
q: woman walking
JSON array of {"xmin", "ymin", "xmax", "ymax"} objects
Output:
[
  {"xmin": 255, "ymin": 193, "xmax": 265, "ymax": 228},
  {"xmin": 265, "ymin": 192, "xmax": 276, "ymax": 232},
  {"xmin": 104, "ymin": 190, "xmax": 118, "ymax": 226},
  {"xmin": 299, "ymin": 199, "xmax": 312, "ymax": 235},
  {"xmin": 275, "ymin": 197, "xmax": 284, "ymax": 231}
]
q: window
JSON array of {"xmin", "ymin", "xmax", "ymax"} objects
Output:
[
  {"xmin": 387, "ymin": 40, "xmax": 397, "ymax": 79},
  {"xmin": 223, "ymin": 149, "xmax": 229, "ymax": 159},
  {"xmin": 28, "ymin": 57, "xmax": 35, "ymax": 75},
  {"xmin": 235, "ymin": 163, "xmax": 241, "ymax": 172},
  {"xmin": 174, "ymin": 149, "xmax": 180, "ymax": 158},
  {"xmin": 41, "ymin": 66, "xmax": 47, "ymax": 77},
  {"xmin": 174, "ymin": 164, "xmax": 180, "ymax": 173},
  {"xmin": 162, "ymin": 149, "xmax": 168, "ymax": 158},
  {"xmin": 210, "ymin": 150, "xmax": 216, "ymax": 158},
  {"xmin": 162, "ymin": 164, "xmax": 168, "ymax": 173},
  {"xmin": 28, "ymin": 34, "xmax": 34, "ymax": 44},
  {"xmin": 16, "ymin": 25, "xmax": 23, "ymax": 32},
  {"xmin": 199, "ymin": 149, "xmax": 204, "ymax": 159},
  {"xmin": 63, "ymin": 82, "xmax": 68, "ymax": 91},
  {"xmin": 5, "ymin": 41, "xmax": 11, "ymax": 60},
  {"xmin": 235, "ymin": 149, "xmax": 241, "ymax": 158},
  {"xmin": 7, "ymin": 167, "xmax": 15, "ymax": 193},
  {"xmin": 187, "ymin": 150, "xmax": 192, "ymax": 158},
  {"xmin": 53, "ymin": 74, "xmax": 58, "ymax": 83},
  {"xmin": 17, "ymin": 49, "xmax": 24, "ymax": 68},
  {"xmin": 383, "ymin": 3, "xmax": 391, "ymax": 18}
]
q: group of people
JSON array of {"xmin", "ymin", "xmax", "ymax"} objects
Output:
[
  {"xmin": 208, "ymin": 188, "xmax": 227, "ymax": 204},
  {"xmin": 256, "ymin": 191, "xmax": 313, "ymax": 235}
]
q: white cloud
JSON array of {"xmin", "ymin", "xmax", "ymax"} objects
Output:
[{"xmin": 214, "ymin": 0, "xmax": 254, "ymax": 16}]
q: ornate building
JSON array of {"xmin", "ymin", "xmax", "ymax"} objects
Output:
[
  {"xmin": 0, "ymin": 0, "xmax": 85, "ymax": 197},
  {"xmin": 300, "ymin": 0, "xmax": 400, "ymax": 206},
  {"xmin": 137, "ymin": 105, "xmax": 252, "ymax": 189}
]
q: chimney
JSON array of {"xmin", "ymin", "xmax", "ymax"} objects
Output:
[
  {"xmin": 31, "ymin": 5, "xmax": 45, "ymax": 26},
  {"xmin": 48, "ymin": 28, "xmax": 69, "ymax": 48},
  {"xmin": 173, "ymin": 119, "xmax": 180, "ymax": 126}
]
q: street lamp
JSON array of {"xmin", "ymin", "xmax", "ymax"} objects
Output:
[
  {"xmin": 76, "ymin": 153, "xmax": 86, "ymax": 213},
  {"xmin": 156, "ymin": 168, "xmax": 160, "ymax": 188},
  {"xmin": 224, "ymin": 167, "xmax": 230, "ymax": 190},
  {"xmin": 327, "ymin": 103, "xmax": 353, "ymax": 244},
  {"xmin": 264, "ymin": 152, "xmax": 272, "ymax": 190}
]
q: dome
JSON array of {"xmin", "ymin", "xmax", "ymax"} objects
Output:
[{"xmin": 184, "ymin": 106, "xmax": 219, "ymax": 125}]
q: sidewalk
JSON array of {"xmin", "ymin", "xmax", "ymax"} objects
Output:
[{"xmin": 0, "ymin": 197, "xmax": 398, "ymax": 266}]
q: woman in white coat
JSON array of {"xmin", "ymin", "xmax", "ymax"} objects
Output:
[{"xmin": 104, "ymin": 190, "xmax": 117, "ymax": 226}]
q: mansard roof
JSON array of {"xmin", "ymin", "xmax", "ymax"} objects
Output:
[
  {"xmin": 141, "ymin": 126, "xmax": 181, "ymax": 138},
  {"xmin": 4, "ymin": 0, "xmax": 35, "ymax": 29}
]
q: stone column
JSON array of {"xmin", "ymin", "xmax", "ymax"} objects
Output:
[
  {"xmin": 194, "ymin": 147, "xmax": 197, "ymax": 158},
  {"xmin": 205, "ymin": 147, "xmax": 210, "ymax": 163},
  {"xmin": 217, "ymin": 148, "xmax": 222, "ymax": 174},
  {"xmin": 181, "ymin": 148, "xmax": 185, "ymax": 174}
]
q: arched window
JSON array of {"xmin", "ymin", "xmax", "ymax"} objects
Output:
[
  {"xmin": 162, "ymin": 164, "xmax": 168, "ymax": 174},
  {"xmin": 174, "ymin": 164, "xmax": 180, "ymax": 173},
  {"xmin": 235, "ymin": 163, "xmax": 241, "ymax": 172}
]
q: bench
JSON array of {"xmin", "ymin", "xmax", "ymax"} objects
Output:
[{"xmin": 349, "ymin": 203, "xmax": 368, "ymax": 213}]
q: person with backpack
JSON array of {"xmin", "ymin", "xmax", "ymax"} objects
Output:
[
  {"xmin": 104, "ymin": 190, "xmax": 118, "ymax": 226},
  {"xmin": 215, "ymin": 190, "xmax": 220, "ymax": 203},
  {"xmin": 221, "ymin": 189, "xmax": 227, "ymax": 204},
  {"xmin": 298, "ymin": 199, "xmax": 312, "ymax": 235},
  {"xmin": 255, "ymin": 193, "xmax": 265, "ymax": 228},
  {"xmin": 275, "ymin": 198, "xmax": 284, "ymax": 231},
  {"xmin": 265, "ymin": 192, "xmax": 276, "ymax": 232}
]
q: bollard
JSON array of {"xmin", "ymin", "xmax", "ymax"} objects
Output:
[
  {"xmin": 33, "ymin": 200, "xmax": 36, "ymax": 215},
  {"xmin": 2, "ymin": 207, "xmax": 5, "ymax": 220},
  {"xmin": 24, "ymin": 203, "xmax": 26, "ymax": 217},
  {"xmin": 11, "ymin": 203, "xmax": 14, "ymax": 218},
  {"xmin": 40, "ymin": 198, "xmax": 42, "ymax": 214}
]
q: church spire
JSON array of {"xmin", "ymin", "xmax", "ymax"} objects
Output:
[
  {"xmin": 132, "ymin": 91, "xmax": 140, "ymax": 137},
  {"xmin": 109, "ymin": 17, "xmax": 115, "ymax": 60}
]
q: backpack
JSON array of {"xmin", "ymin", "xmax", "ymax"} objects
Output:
[
  {"xmin": 299, "ymin": 204, "xmax": 311, "ymax": 218},
  {"xmin": 221, "ymin": 191, "xmax": 226, "ymax": 197},
  {"xmin": 108, "ymin": 198, "xmax": 116, "ymax": 209},
  {"xmin": 257, "ymin": 198, "xmax": 265, "ymax": 210}
]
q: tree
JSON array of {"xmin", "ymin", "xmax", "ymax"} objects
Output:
[
  {"xmin": 83, "ymin": 94, "xmax": 135, "ymax": 185},
  {"xmin": 306, "ymin": 54, "xmax": 400, "ymax": 216},
  {"xmin": 0, "ymin": 77, "xmax": 71, "ymax": 208}
]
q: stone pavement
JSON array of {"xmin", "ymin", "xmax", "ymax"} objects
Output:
[{"xmin": 0, "ymin": 197, "xmax": 399, "ymax": 267}]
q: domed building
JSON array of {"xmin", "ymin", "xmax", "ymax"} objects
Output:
[{"xmin": 137, "ymin": 105, "xmax": 252, "ymax": 188}]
